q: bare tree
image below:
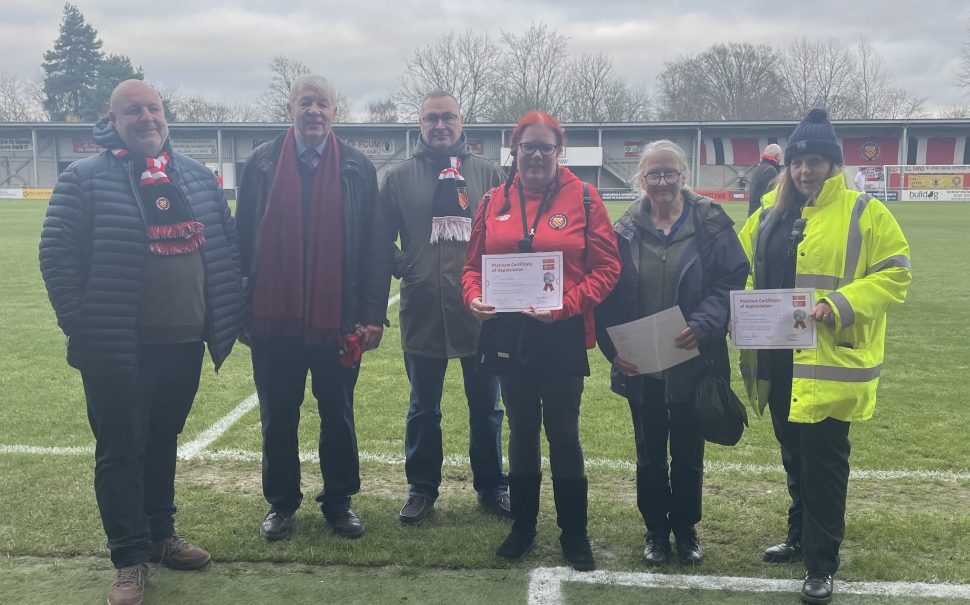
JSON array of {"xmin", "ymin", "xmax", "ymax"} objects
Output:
[
  {"xmin": 169, "ymin": 96, "xmax": 261, "ymax": 122},
  {"xmin": 957, "ymin": 28, "xmax": 970, "ymax": 92},
  {"xmin": 656, "ymin": 44, "xmax": 786, "ymax": 120},
  {"xmin": 603, "ymin": 82, "xmax": 651, "ymax": 122},
  {"xmin": 258, "ymin": 55, "xmax": 353, "ymax": 122},
  {"xmin": 884, "ymin": 88, "xmax": 928, "ymax": 119},
  {"xmin": 0, "ymin": 73, "xmax": 45, "ymax": 121},
  {"xmin": 396, "ymin": 30, "xmax": 501, "ymax": 122},
  {"xmin": 937, "ymin": 103, "xmax": 970, "ymax": 119},
  {"xmin": 655, "ymin": 54, "xmax": 716, "ymax": 120},
  {"xmin": 779, "ymin": 38, "xmax": 856, "ymax": 119},
  {"xmin": 490, "ymin": 23, "xmax": 571, "ymax": 122},
  {"xmin": 366, "ymin": 97, "xmax": 399, "ymax": 123},
  {"xmin": 852, "ymin": 37, "xmax": 893, "ymax": 119},
  {"xmin": 259, "ymin": 55, "xmax": 310, "ymax": 122}
]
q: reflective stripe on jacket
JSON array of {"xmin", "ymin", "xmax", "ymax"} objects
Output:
[{"xmin": 738, "ymin": 174, "xmax": 911, "ymax": 423}]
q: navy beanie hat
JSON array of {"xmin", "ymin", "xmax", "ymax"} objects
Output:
[{"xmin": 785, "ymin": 107, "xmax": 843, "ymax": 165}]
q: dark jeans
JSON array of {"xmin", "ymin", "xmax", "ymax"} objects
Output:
[
  {"xmin": 82, "ymin": 341, "xmax": 204, "ymax": 568},
  {"xmin": 403, "ymin": 353, "xmax": 507, "ymax": 500},
  {"xmin": 629, "ymin": 376, "xmax": 705, "ymax": 539},
  {"xmin": 500, "ymin": 375, "xmax": 585, "ymax": 480},
  {"xmin": 252, "ymin": 337, "xmax": 361, "ymax": 515},
  {"xmin": 768, "ymin": 351, "xmax": 852, "ymax": 576}
]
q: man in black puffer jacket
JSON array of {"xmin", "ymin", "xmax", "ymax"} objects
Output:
[{"xmin": 39, "ymin": 80, "xmax": 242, "ymax": 605}]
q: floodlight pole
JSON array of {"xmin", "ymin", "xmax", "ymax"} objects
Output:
[{"xmin": 31, "ymin": 128, "xmax": 39, "ymax": 186}]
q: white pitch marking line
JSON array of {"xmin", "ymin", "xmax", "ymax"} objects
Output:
[
  {"xmin": 177, "ymin": 393, "xmax": 259, "ymax": 460},
  {"xmin": 0, "ymin": 445, "xmax": 94, "ymax": 456},
  {"xmin": 177, "ymin": 292, "xmax": 403, "ymax": 460},
  {"xmin": 3, "ymin": 444, "xmax": 969, "ymax": 484},
  {"xmin": 527, "ymin": 566, "xmax": 970, "ymax": 605}
]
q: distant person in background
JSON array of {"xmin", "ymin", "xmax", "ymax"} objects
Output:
[
  {"xmin": 853, "ymin": 168, "xmax": 866, "ymax": 192},
  {"xmin": 213, "ymin": 169, "xmax": 224, "ymax": 187},
  {"xmin": 748, "ymin": 143, "xmax": 783, "ymax": 216},
  {"xmin": 596, "ymin": 140, "xmax": 748, "ymax": 567},
  {"xmin": 40, "ymin": 79, "xmax": 242, "ymax": 605},
  {"xmin": 739, "ymin": 108, "xmax": 911, "ymax": 605},
  {"xmin": 382, "ymin": 91, "xmax": 510, "ymax": 525},
  {"xmin": 236, "ymin": 74, "xmax": 392, "ymax": 543}
]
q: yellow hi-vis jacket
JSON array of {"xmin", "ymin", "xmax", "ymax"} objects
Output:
[{"xmin": 738, "ymin": 174, "xmax": 912, "ymax": 423}]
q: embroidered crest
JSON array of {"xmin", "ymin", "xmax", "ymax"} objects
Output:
[
  {"xmin": 496, "ymin": 214, "xmax": 511, "ymax": 222},
  {"xmin": 155, "ymin": 197, "xmax": 171, "ymax": 211},
  {"xmin": 457, "ymin": 187, "xmax": 469, "ymax": 210},
  {"xmin": 548, "ymin": 214, "xmax": 568, "ymax": 230}
]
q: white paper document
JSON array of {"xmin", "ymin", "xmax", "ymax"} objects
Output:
[
  {"xmin": 730, "ymin": 288, "xmax": 817, "ymax": 349},
  {"xmin": 482, "ymin": 251, "xmax": 564, "ymax": 312},
  {"xmin": 605, "ymin": 306, "xmax": 699, "ymax": 375}
]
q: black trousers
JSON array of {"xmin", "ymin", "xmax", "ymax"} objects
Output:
[
  {"xmin": 629, "ymin": 376, "xmax": 705, "ymax": 539},
  {"xmin": 252, "ymin": 337, "xmax": 361, "ymax": 515},
  {"xmin": 499, "ymin": 376, "xmax": 585, "ymax": 480},
  {"xmin": 82, "ymin": 341, "xmax": 204, "ymax": 568},
  {"xmin": 767, "ymin": 351, "xmax": 851, "ymax": 576}
]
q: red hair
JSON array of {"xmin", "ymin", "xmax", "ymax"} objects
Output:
[
  {"xmin": 501, "ymin": 112, "xmax": 566, "ymax": 212},
  {"xmin": 509, "ymin": 111, "xmax": 566, "ymax": 148}
]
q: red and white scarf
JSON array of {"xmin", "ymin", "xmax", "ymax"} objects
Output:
[{"xmin": 112, "ymin": 149, "xmax": 171, "ymax": 186}]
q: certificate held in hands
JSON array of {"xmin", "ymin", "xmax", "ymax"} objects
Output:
[
  {"xmin": 482, "ymin": 251, "xmax": 563, "ymax": 312},
  {"xmin": 605, "ymin": 306, "xmax": 699, "ymax": 375},
  {"xmin": 730, "ymin": 288, "xmax": 817, "ymax": 349}
]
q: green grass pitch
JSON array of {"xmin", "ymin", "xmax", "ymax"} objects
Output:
[{"xmin": 0, "ymin": 199, "xmax": 967, "ymax": 604}]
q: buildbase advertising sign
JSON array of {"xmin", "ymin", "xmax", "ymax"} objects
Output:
[
  {"xmin": 885, "ymin": 165, "xmax": 970, "ymax": 201},
  {"xmin": 899, "ymin": 190, "xmax": 970, "ymax": 201}
]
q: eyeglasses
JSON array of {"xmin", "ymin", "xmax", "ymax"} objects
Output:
[
  {"xmin": 517, "ymin": 142, "xmax": 560, "ymax": 157},
  {"xmin": 421, "ymin": 113, "xmax": 459, "ymax": 125},
  {"xmin": 643, "ymin": 171, "xmax": 682, "ymax": 185}
]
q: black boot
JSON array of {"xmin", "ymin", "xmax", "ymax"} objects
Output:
[
  {"xmin": 495, "ymin": 472, "xmax": 541, "ymax": 560},
  {"xmin": 674, "ymin": 525, "xmax": 704, "ymax": 565},
  {"xmin": 552, "ymin": 476, "xmax": 596, "ymax": 572}
]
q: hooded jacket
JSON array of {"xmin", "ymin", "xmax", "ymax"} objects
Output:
[
  {"xmin": 39, "ymin": 120, "xmax": 243, "ymax": 376},
  {"xmin": 382, "ymin": 134, "xmax": 505, "ymax": 358},
  {"xmin": 596, "ymin": 190, "xmax": 749, "ymax": 403},
  {"xmin": 738, "ymin": 173, "xmax": 912, "ymax": 422}
]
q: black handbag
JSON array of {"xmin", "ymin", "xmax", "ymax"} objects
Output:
[{"xmin": 694, "ymin": 365, "xmax": 748, "ymax": 446}]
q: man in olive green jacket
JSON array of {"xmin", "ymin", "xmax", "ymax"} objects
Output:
[{"xmin": 381, "ymin": 92, "xmax": 509, "ymax": 524}]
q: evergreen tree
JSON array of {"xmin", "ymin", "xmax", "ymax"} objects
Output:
[
  {"xmin": 42, "ymin": 4, "xmax": 104, "ymax": 120},
  {"xmin": 83, "ymin": 54, "xmax": 144, "ymax": 119}
]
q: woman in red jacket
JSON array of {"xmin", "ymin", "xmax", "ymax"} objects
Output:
[{"xmin": 462, "ymin": 111, "xmax": 620, "ymax": 571}]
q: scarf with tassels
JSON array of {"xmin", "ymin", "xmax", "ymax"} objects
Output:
[
  {"xmin": 430, "ymin": 156, "xmax": 471, "ymax": 243},
  {"xmin": 110, "ymin": 146, "xmax": 205, "ymax": 256}
]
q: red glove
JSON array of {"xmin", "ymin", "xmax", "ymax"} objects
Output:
[{"xmin": 338, "ymin": 324, "xmax": 368, "ymax": 368}]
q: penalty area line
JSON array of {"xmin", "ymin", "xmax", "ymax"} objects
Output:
[{"xmin": 527, "ymin": 566, "xmax": 970, "ymax": 605}]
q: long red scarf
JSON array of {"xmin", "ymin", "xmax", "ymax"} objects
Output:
[{"xmin": 251, "ymin": 128, "xmax": 343, "ymax": 345}]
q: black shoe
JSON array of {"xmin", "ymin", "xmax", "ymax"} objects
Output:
[
  {"xmin": 675, "ymin": 534, "xmax": 704, "ymax": 565},
  {"xmin": 324, "ymin": 508, "xmax": 365, "ymax": 538},
  {"xmin": 642, "ymin": 534, "xmax": 671, "ymax": 566},
  {"xmin": 259, "ymin": 510, "xmax": 293, "ymax": 542},
  {"xmin": 480, "ymin": 493, "xmax": 513, "ymax": 519},
  {"xmin": 801, "ymin": 574, "xmax": 834, "ymax": 604},
  {"xmin": 763, "ymin": 539, "xmax": 802, "ymax": 562},
  {"xmin": 559, "ymin": 533, "xmax": 596, "ymax": 571},
  {"xmin": 399, "ymin": 496, "xmax": 435, "ymax": 525},
  {"xmin": 495, "ymin": 529, "xmax": 537, "ymax": 560}
]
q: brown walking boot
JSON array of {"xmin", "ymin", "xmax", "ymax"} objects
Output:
[
  {"xmin": 150, "ymin": 534, "xmax": 211, "ymax": 570},
  {"xmin": 106, "ymin": 563, "xmax": 149, "ymax": 605}
]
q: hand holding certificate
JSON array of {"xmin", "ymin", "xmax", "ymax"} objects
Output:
[
  {"xmin": 482, "ymin": 251, "xmax": 563, "ymax": 312},
  {"xmin": 730, "ymin": 288, "xmax": 817, "ymax": 349},
  {"xmin": 605, "ymin": 307, "xmax": 699, "ymax": 375}
]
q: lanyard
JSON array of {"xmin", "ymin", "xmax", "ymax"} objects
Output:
[{"xmin": 516, "ymin": 181, "xmax": 555, "ymax": 252}]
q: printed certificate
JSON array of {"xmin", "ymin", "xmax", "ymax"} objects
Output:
[
  {"xmin": 730, "ymin": 288, "xmax": 817, "ymax": 349},
  {"xmin": 605, "ymin": 306, "xmax": 699, "ymax": 375},
  {"xmin": 482, "ymin": 251, "xmax": 564, "ymax": 312}
]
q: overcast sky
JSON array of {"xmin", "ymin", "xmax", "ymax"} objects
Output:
[{"xmin": 3, "ymin": 0, "xmax": 969, "ymax": 117}]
